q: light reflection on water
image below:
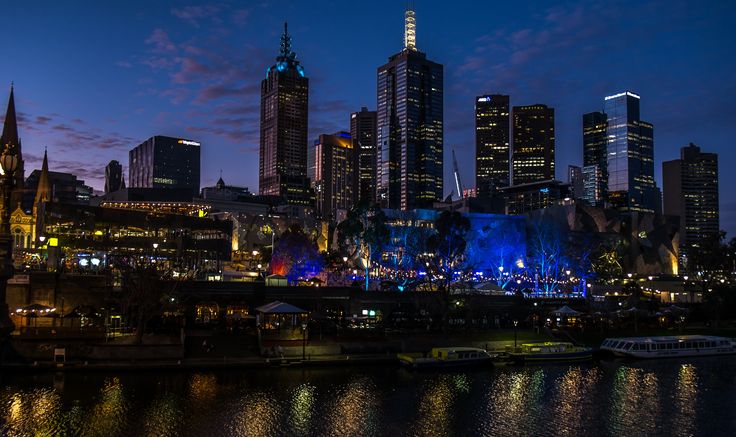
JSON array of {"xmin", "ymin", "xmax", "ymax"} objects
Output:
[{"xmin": 1, "ymin": 359, "xmax": 735, "ymax": 436}]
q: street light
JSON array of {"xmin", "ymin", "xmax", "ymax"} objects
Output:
[
  {"xmin": 342, "ymin": 256, "xmax": 348, "ymax": 263},
  {"xmin": 627, "ymin": 273, "xmax": 633, "ymax": 278},
  {"xmin": 301, "ymin": 321, "xmax": 308, "ymax": 360},
  {"xmin": 513, "ymin": 319, "xmax": 519, "ymax": 349}
]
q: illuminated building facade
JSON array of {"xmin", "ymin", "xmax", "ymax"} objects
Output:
[
  {"xmin": 128, "ymin": 135, "xmax": 201, "ymax": 197},
  {"xmin": 512, "ymin": 104, "xmax": 554, "ymax": 185},
  {"xmin": 581, "ymin": 165, "xmax": 603, "ymax": 206},
  {"xmin": 259, "ymin": 23, "xmax": 313, "ymax": 207},
  {"xmin": 582, "ymin": 111, "xmax": 608, "ymax": 206},
  {"xmin": 568, "ymin": 165, "xmax": 583, "ymax": 200},
  {"xmin": 600, "ymin": 91, "xmax": 659, "ymax": 213},
  {"xmin": 350, "ymin": 107, "xmax": 377, "ymax": 205},
  {"xmin": 500, "ymin": 180, "xmax": 570, "ymax": 215},
  {"xmin": 376, "ymin": 7, "xmax": 443, "ymax": 210},
  {"xmin": 663, "ymin": 143, "xmax": 719, "ymax": 254},
  {"xmin": 309, "ymin": 132, "xmax": 356, "ymax": 220},
  {"xmin": 475, "ymin": 94, "xmax": 510, "ymax": 198}
]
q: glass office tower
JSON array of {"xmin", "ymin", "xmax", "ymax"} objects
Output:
[
  {"xmin": 512, "ymin": 104, "xmax": 555, "ymax": 185},
  {"xmin": 475, "ymin": 94, "xmax": 510, "ymax": 198},
  {"xmin": 376, "ymin": 7, "xmax": 443, "ymax": 210},
  {"xmin": 602, "ymin": 91, "xmax": 659, "ymax": 213}
]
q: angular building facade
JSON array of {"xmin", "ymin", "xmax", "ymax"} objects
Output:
[
  {"xmin": 128, "ymin": 135, "xmax": 201, "ymax": 197},
  {"xmin": 350, "ymin": 107, "xmax": 377, "ymax": 205},
  {"xmin": 512, "ymin": 104, "xmax": 554, "ymax": 186},
  {"xmin": 308, "ymin": 132, "xmax": 356, "ymax": 220},
  {"xmin": 601, "ymin": 91, "xmax": 659, "ymax": 213},
  {"xmin": 663, "ymin": 143, "xmax": 719, "ymax": 254},
  {"xmin": 105, "ymin": 160, "xmax": 124, "ymax": 193},
  {"xmin": 475, "ymin": 94, "xmax": 510, "ymax": 198},
  {"xmin": 259, "ymin": 23, "xmax": 313, "ymax": 207},
  {"xmin": 0, "ymin": 86, "xmax": 25, "ymax": 212},
  {"xmin": 376, "ymin": 7, "xmax": 443, "ymax": 210}
]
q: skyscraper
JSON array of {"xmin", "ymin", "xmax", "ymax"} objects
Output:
[
  {"xmin": 663, "ymin": 143, "xmax": 719, "ymax": 253},
  {"xmin": 376, "ymin": 7, "xmax": 443, "ymax": 210},
  {"xmin": 582, "ymin": 111, "xmax": 608, "ymax": 206},
  {"xmin": 105, "ymin": 160, "xmax": 124, "ymax": 193},
  {"xmin": 259, "ymin": 23, "xmax": 312, "ymax": 207},
  {"xmin": 308, "ymin": 132, "xmax": 356, "ymax": 220},
  {"xmin": 475, "ymin": 94, "xmax": 510, "ymax": 198},
  {"xmin": 601, "ymin": 91, "xmax": 659, "ymax": 213},
  {"xmin": 512, "ymin": 104, "xmax": 554, "ymax": 185},
  {"xmin": 128, "ymin": 135, "xmax": 201, "ymax": 197},
  {"xmin": 568, "ymin": 165, "xmax": 583, "ymax": 200},
  {"xmin": 350, "ymin": 107, "xmax": 377, "ymax": 205}
]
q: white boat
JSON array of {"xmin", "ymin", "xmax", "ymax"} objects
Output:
[{"xmin": 600, "ymin": 335, "xmax": 736, "ymax": 358}]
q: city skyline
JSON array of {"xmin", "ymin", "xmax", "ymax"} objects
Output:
[{"xmin": 1, "ymin": 1, "xmax": 734, "ymax": 231}]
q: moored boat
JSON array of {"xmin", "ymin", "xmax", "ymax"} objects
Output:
[
  {"xmin": 506, "ymin": 342, "xmax": 593, "ymax": 364},
  {"xmin": 600, "ymin": 335, "xmax": 736, "ymax": 358},
  {"xmin": 397, "ymin": 347, "xmax": 494, "ymax": 369}
]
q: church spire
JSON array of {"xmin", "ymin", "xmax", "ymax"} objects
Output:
[
  {"xmin": 34, "ymin": 148, "xmax": 51, "ymax": 205},
  {"xmin": 1, "ymin": 84, "xmax": 20, "ymax": 152}
]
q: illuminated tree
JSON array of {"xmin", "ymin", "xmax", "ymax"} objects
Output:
[
  {"xmin": 336, "ymin": 203, "xmax": 389, "ymax": 289},
  {"xmin": 270, "ymin": 224, "xmax": 323, "ymax": 282},
  {"xmin": 527, "ymin": 218, "xmax": 567, "ymax": 294}
]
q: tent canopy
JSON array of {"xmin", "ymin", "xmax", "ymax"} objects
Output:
[
  {"xmin": 255, "ymin": 301, "xmax": 308, "ymax": 314},
  {"xmin": 552, "ymin": 305, "xmax": 581, "ymax": 316}
]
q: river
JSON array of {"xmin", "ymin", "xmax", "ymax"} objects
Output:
[{"xmin": 2, "ymin": 358, "xmax": 735, "ymax": 436}]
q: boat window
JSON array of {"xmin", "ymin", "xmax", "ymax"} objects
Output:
[
  {"xmin": 666, "ymin": 343, "xmax": 673, "ymax": 350},
  {"xmin": 623, "ymin": 343, "xmax": 632, "ymax": 350},
  {"xmin": 632, "ymin": 344, "xmax": 639, "ymax": 351},
  {"xmin": 679, "ymin": 343, "xmax": 685, "ymax": 349},
  {"xmin": 698, "ymin": 342, "xmax": 704, "ymax": 348}
]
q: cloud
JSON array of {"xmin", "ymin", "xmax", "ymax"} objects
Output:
[
  {"xmin": 145, "ymin": 28, "xmax": 176, "ymax": 53},
  {"xmin": 171, "ymin": 5, "xmax": 222, "ymax": 28}
]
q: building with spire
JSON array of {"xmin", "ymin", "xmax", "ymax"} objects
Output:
[
  {"xmin": 259, "ymin": 22, "xmax": 313, "ymax": 208},
  {"xmin": 376, "ymin": 6, "xmax": 444, "ymax": 210},
  {"xmin": 0, "ymin": 85, "xmax": 25, "ymax": 213}
]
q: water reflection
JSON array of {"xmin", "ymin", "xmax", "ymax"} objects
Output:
[
  {"xmin": 1, "ymin": 360, "xmax": 734, "ymax": 436},
  {"xmin": 324, "ymin": 376, "xmax": 380, "ymax": 436},
  {"xmin": 610, "ymin": 367, "xmax": 661, "ymax": 436},
  {"xmin": 288, "ymin": 383, "xmax": 316, "ymax": 436},
  {"xmin": 478, "ymin": 369, "xmax": 545, "ymax": 436},
  {"xmin": 673, "ymin": 364, "xmax": 698, "ymax": 437}
]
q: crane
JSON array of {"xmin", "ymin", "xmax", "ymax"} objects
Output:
[{"xmin": 452, "ymin": 148, "xmax": 465, "ymax": 199}]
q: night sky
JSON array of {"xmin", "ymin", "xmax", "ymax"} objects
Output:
[{"xmin": 2, "ymin": 1, "xmax": 734, "ymax": 233}]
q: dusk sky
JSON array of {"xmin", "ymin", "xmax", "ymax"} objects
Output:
[{"xmin": 2, "ymin": 1, "xmax": 734, "ymax": 233}]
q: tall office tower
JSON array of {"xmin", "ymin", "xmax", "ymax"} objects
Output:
[
  {"xmin": 308, "ymin": 132, "xmax": 356, "ymax": 220},
  {"xmin": 601, "ymin": 91, "xmax": 659, "ymax": 213},
  {"xmin": 259, "ymin": 23, "xmax": 312, "ymax": 207},
  {"xmin": 105, "ymin": 160, "xmax": 124, "ymax": 193},
  {"xmin": 512, "ymin": 104, "xmax": 554, "ymax": 185},
  {"xmin": 568, "ymin": 165, "xmax": 583, "ymax": 200},
  {"xmin": 350, "ymin": 107, "xmax": 377, "ymax": 205},
  {"xmin": 1, "ymin": 85, "xmax": 25, "ymax": 210},
  {"xmin": 475, "ymin": 94, "xmax": 510, "ymax": 198},
  {"xmin": 582, "ymin": 111, "xmax": 608, "ymax": 206},
  {"xmin": 663, "ymin": 143, "xmax": 719, "ymax": 253},
  {"xmin": 376, "ymin": 6, "xmax": 443, "ymax": 210},
  {"xmin": 581, "ymin": 165, "xmax": 603, "ymax": 206},
  {"xmin": 128, "ymin": 135, "xmax": 201, "ymax": 197}
]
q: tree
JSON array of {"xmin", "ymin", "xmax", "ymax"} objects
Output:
[
  {"xmin": 427, "ymin": 211, "xmax": 470, "ymax": 327},
  {"xmin": 336, "ymin": 203, "xmax": 389, "ymax": 290},
  {"xmin": 527, "ymin": 218, "xmax": 567, "ymax": 294},
  {"xmin": 270, "ymin": 224, "xmax": 323, "ymax": 282},
  {"xmin": 122, "ymin": 260, "xmax": 181, "ymax": 344}
]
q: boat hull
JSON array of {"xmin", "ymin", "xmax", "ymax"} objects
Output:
[
  {"xmin": 510, "ymin": 349, "xmax": 593, "ymax": 364},
  {"xmin": 608, "ymin": 349, "xmax": 736, "ymax": 359}
]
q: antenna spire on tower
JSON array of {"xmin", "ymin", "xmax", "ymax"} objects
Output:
[{"xmin": 404, "ymin": 2, "xmax": 416, "ymax": 51}]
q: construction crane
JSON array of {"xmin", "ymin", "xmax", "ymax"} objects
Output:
[{"xmin": 452, "ymin": 148, "xmax": 465, "ymax": 199}]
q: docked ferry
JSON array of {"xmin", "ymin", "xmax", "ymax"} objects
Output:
[
  {"xmin": 506, "ymin": 342, "xmax": 593, "ymax": 364},
  {"xmin": 398, "ymin": 347, "xmax": 494, "ymax": 369},
  {"xmin": 600, "ymin": 335, "xmax": 736, "ymax": 358}
]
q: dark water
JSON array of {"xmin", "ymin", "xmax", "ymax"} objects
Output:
[{"xmin": 2, "ymin": 358, "xmax": 736, "ymax": 436}]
